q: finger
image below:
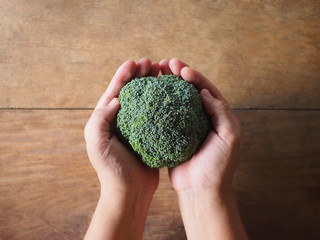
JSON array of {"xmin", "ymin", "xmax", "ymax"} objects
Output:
[
  {"xmin": 134, "ymin": 58, "xmax": 152, "ymax": 78},
  {"xmin": 160, "ymin": 59, "xmax": 173, "ymax": 75},
  {"xmin": 181, "ymin": 66, "xmax": 227, "ymax": 103},
  {"xmin": 85, "ymin": 98, "xmax": 120, "ymax": 143},
  {"xmin": 95, "ymin": 60, "xmax": 136, "ymax": 109},
  {"xmin": 168, "ymin": 58, "xmax": 189, "ymax": 76},
  {"xmin": 148, "ymin": 62, "xmax": 160, "ymax": 77},
  {"xmin": 200, "ymin": 89, "xmax": 236, "ymax": 139}
]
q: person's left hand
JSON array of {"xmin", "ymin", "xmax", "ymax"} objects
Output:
[
  {"xmin": 160, "ymin": 58, "xmax": 242, "ymax": 196},
  {"xmin": 84, "ymin": 58, "xmax": 160, "ymax": 195}
]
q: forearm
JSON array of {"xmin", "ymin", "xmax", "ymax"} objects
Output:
[
  {"xmin": 177, "ymin": 189, "xmax": 248, "ymax": 240},
  {"xmin": 84, "ymin": 188, "xmax": 153, "ymax": 240}
]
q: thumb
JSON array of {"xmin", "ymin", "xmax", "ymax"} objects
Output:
[{"xmin": 84, "ymin": 98, "xmax": 120, "ymax": 143}]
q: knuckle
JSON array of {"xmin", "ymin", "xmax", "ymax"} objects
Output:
[
  {"xmin": 232, "ymin": 115, "xmax": 242, "ymax": 135},
  {"xmin": 91, "ymin": 108, "xmax": 108, "ymax": 123},
  {"xmin": 84, "ymin": 108, "xmax": 106, "ymax": 141},
  {"xmin": 92, "ymin": 108, "xmax": 105, "ymax": 117},
  {"xmin": 84, "ymin": 121, "xmax": 90, "ymax": 141},
  {"xmin": 222, "ymin": 127, "xmax": 240, "ymax": 148},
  {"xmin": 216, "ymin": 99, "xmax": 231, "ymax": 113}
]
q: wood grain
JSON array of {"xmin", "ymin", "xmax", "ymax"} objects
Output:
[
  {"xmin": 1, "ymin": 1, "xmax": 319, "ymax": 240},
  {"xmin": 1, "ymin": 0, "xmax": 319, "ymax": 109},
  {"xmin": 0, "ymin": 110, "xmax": 94, "ymax": 239},
  {"xmin": 234, "ymin": 110, "xmax": 320, "ymax": 240},
  {"xmin": 0, "ymin": 110, "xmax": 319, "ymax": 239}
]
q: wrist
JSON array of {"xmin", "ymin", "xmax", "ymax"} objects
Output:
[
  {"xmin": 176, "ymin": 188, "xmax": 247, "ymax": 240},
  {"xmin": 177, "ymin": 193, "xmax": 248, "ymax": 240},
  {"xmin": 176, "ymin": 183, "xmax": 233, "ymax": 200},
  {"xmin": 96, "ymin": 187, "xmax": 153, "ymax": 240},
  {"xmin": 85, "ymin": 185, "xmax": 153, "ymax": 240},
  {"xmin": 98, "ymin": 172, "xmax": 158, "ymax": 197},
  {"xmin": 176, "ymin": 187, "xmax": 235, "ymax": 213},
  {"xmin": 100, "ymin": 185, "xmax": 154, "ymax": 208}
]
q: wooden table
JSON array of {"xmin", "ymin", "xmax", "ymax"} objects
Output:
[{"xmin": 1, "ymin": 0, "xmax": 319, "ymax": 239}]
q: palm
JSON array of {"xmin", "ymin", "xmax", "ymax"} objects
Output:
[
  {"xmin": 97, "ymin": 135, "xmax": 159, "ymax": 192},
  {"xmin": 169, "ymin": 131, "xmax": 238, "ymax": 193}
]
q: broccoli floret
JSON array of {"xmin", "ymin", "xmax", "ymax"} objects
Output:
[{"xmin": 116, "ymin": 74, "xmax": 210, "ymax": 168}]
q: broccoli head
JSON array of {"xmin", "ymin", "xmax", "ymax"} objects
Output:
[{"xmin": 116, "ymin": 74, "xmax": 210, "ymax": 168}]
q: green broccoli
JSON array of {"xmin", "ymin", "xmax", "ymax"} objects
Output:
[{"xmin": 116, "ymin": 74, "xmax": 210, "ymax": 168}]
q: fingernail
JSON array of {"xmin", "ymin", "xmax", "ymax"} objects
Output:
[
  {"xmin": 109, "ymin": 98, "xmax": 119, "ymax": 106},
  {"xmin": 160, "ymin": 59, "xmax": 169, "ymax": 64}
]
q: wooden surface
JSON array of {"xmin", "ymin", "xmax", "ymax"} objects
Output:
[
  {"xmin": 1, "ymin": 110, "xmax": 319, "ymax": 240},
  {"xmin": 0, "ymin": 0, "xmax": 319, "ymax": 109},
  {"xmin": 0, "ymin": 0, "xmax": 320, "ymax": 240}
]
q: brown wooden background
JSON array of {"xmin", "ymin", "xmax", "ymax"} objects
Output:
[{"xmin": 1, "ymin": 0, "xmax": 319, "ymax": 239}]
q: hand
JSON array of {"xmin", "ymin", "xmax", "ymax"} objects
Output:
[
  {"xmin": 84, "ymin": 58, "xmax": 160, "ymax": 194},
  {"xmin": 160, "ymin": 59, "xmax": 247, "ymax": 240},
  {"xmin": 160, "ymin": 58, "xmax": 242, "ymax": 195},
  {"xmin": 84, "ymin": 58, "xmax": 161, "ymax": 240}
]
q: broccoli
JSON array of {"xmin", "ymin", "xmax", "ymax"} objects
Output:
[{"xmin": 116, "ymin": 74, "xmax": 210, "ymax": 168}]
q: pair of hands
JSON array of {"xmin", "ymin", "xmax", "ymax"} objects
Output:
[
  {"xmin": 84, "ymin": 58, "xmax": 247, "ymax": 240},
  {"xmin": 84, "ymin": 57, "xmax": 241, "ymax": 199}
]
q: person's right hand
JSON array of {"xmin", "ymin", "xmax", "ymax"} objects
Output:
[
  {"xmin": 160, "ymin": 58, "xmax": 242, "ymax": 196},
  {"xmin": 84, "ymin": 58, "xmax": 160, "ymax": 195},
  {"xmin": 84, "ymin": 58, "xmax": 162, "ymax": 240}
]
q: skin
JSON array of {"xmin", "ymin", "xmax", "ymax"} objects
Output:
[
  {"xmin": 161, "ymin": 58, "xmax": 248, "ymax": 240},
  {"xmin": 84, "ymin": 58, "xmax": 248, "ymax": 240},
  {"xmin": 84, "ymin": 58, "xmax": 160, "ymax": 240}
]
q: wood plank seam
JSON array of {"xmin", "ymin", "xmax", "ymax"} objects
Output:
[{"xmin": 1, "ymin": 108, "xmax": 320, "ymax": 111}]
